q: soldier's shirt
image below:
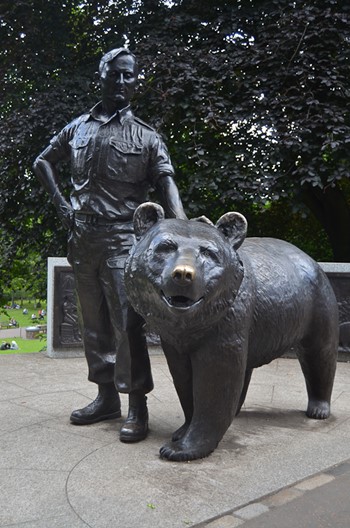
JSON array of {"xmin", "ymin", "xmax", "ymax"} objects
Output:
[{"xmin": 49, "ymin": 103, "xmax": 175, "ymax": 221}]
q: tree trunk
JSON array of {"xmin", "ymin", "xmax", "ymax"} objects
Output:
[{"xmin": 301, "ymin": 184, "xmax": 350, "ymax": 262}]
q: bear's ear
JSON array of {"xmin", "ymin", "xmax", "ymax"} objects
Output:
[
  {"xmin": 215, "ymin": 212, "xmax": 247, "ymax": 249},
  {"xmin": 133, "ymin": 202, "xmax": 165, "ymax": 237}
]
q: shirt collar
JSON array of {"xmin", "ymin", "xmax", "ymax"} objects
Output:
[{"xmin": 85, "ymin": 102, "xmax": 134, "ymax": 124}]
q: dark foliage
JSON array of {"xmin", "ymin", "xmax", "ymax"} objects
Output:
[{"xmin": 0, "ymin": 0, "xmax": 349, "ymax": 297}]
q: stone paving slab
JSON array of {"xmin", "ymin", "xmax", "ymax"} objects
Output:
[
  {"xmin": 219, "ymin": 462, "xmax": 350, "ymax": 528},
  {"xmin": 0, "ymin": 352, "xmax": 349, "ymax": 527}
]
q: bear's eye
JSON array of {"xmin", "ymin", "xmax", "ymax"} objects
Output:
[
  {"xmin": 200, "ymin": 246, "xmax": 219, "ymax": 262},
  {"xmin": 155, "ymin": 240, "xmax": 178, "ymax": 253}
]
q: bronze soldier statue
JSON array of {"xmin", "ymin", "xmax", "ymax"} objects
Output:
[{"xmin": 33, "ymin": 48, "xmax": 187, "ymax": 442}]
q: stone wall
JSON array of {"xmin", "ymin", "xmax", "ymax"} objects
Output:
[{"xmin": 46, "ymin": 258, "xmax": 349, "ymax": 359}]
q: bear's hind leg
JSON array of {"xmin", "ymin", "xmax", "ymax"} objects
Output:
[{"xmin": 297, "ymin": 339, "xmax": 337, "ymax": 420}]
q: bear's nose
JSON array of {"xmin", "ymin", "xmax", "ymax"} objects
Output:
[{"xmin": 172, "ymin": 265, "xmax": 196, "ymax": 282}]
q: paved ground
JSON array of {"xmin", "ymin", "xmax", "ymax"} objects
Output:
[{"xmin": 1, "ymin": 349, "xmax": 350, "ymax": 528}]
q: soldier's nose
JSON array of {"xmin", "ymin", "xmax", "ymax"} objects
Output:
[{"xmin": 172, "ymin": 265, "xmax": 196, "ymax": 282}]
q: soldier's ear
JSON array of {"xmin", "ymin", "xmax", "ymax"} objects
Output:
[
  {"xmin": 215, "ymin": 212, "xmax": 247, "ymax": 249},
  {"xmin": 133, "ymin": 202, "xmax": 165, "ymax": 237}
]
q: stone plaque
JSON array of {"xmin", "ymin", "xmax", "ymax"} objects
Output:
[
  {"xmin": 47, "ymin": 257, "xmax": 84, "ymax": 358},
  {"xmin": 53, "ymin": 266, "xmax": 82, "ymax": 349}
]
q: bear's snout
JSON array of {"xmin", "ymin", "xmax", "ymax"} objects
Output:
[{"xmin": 172, "ymin": 264, "xmax": 196, "ymax": 283}]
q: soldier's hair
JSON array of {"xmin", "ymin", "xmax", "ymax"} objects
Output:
[{"xmin": 99, "ymin": 48, "xmax": 138, "ymax": 76}]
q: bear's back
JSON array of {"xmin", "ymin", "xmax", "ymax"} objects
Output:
[{"xmin": 239, "ymin": 237, "xmax": 334, "ymax": 366}]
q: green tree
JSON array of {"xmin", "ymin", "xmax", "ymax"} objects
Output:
[
  {"xmin": 129, "ymin": 0, "xmax": 350, "ymax": 259},
  {"xmin": 0, "ymin": 0, "xmax": 102, "ymax": 294},
  {"xmin": 0, "ymin": 0, "xmax": 349, "ymax": 275}
]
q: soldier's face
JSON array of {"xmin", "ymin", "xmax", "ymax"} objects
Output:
[{"xmin": 100, "ymin": 54, "xmax": 138, "ymax": 110}]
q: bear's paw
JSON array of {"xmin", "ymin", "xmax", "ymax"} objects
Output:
[
  {"xmin": 159, "ymin": 438, "xmax": 218, "ymax": 462},
  {"xmin": 306, "ymin": 400, "xmax": 331, "ymax": 420}
]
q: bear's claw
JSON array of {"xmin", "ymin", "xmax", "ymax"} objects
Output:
[
  {"xmin": 160, "ymin": 442, "xmax": 214, "ymax": 462},
  {"xmin": 159, "ymin": 435, "xmax": 219, "ymax": 461}
]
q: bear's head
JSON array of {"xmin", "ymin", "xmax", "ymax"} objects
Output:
[{"xmin": 125, "ymin": 202, "xmax": 247, "ymax": 335}]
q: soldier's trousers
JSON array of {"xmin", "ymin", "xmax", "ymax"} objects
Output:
[{"xmin": 67, "ymin": 219, "xmax": 154, "ymax": 394}]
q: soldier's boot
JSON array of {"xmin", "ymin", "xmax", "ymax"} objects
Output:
[
  {"xmin": 70, "ymin": 382, "xmax": 121, "ymax": 425},
  {"xmin": 119, "ymin": 390, "xmax": 148, "ymax": 442}
]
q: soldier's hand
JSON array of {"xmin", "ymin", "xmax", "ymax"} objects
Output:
[{"xmin": 56, "ymin": 202, "xmax": 74, "ymax": 230}]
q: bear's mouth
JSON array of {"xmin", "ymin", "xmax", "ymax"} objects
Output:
[{"xmin": 161, "ymin": 292, "xmax": 203, "ymax": 311}]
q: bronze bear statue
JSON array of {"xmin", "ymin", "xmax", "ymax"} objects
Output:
[{"xmin": 125, "ymin": 202, "xmax": 339, "ymax": 461}]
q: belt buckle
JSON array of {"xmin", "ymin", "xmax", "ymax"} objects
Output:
[
  {"xmin": 83, "ymin": 214, "xmax": 98, "ymax": 225},
  {"xmin": 90, "ymin": 215, "xmax": 98, "ymax": 225}
]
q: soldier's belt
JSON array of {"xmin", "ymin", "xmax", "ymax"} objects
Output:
[{"xmin": 74, "ymin": 213, "xmax": 117, "ymax": 225}]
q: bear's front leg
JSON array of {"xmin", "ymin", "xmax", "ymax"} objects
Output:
[
  {"xmin": 160, "ymin": 344, "xmax": 246, "ymax": 461},
  {"xmin": 161, "ymin": 340, "xmax": 194, "ymax": 442}
]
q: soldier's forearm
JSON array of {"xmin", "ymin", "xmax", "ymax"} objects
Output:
[
  {"xmin": 33, "ymin": 156, "xmax": 65, "ymax": 207},
  {"xmin": 33, "ymin": 155, "xmax": 73, "ymax": 229},
  {"xmin": 156, "ymin": 175, "xmax": 187, "ymax": 220}
]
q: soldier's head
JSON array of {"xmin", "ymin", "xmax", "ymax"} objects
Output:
[{"xmin": 99, "ymin": 48, "xmax": 138, "ymax": 112}]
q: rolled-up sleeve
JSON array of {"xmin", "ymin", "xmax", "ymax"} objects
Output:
[
  {"xmin": 48, "ymin": 119, "xmax": 80, "ymax": 163},
  {"xmin": 148, "ymin": 133, "xmax": 175, "ymax": 186}
]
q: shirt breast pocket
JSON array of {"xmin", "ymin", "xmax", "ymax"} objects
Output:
[
  {"xmin": 69, "ymin": 136, "xmax": 90, "ymax": 178},
  {"xmin": 108, "ymin": 138, "xmax": 145, "ymax": 181}
]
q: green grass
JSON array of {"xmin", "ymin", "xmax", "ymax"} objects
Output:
[
  {"xmin": 1, "ymin": 301, "xmax": 47, "ymax": 354},
  {"xmin": 0, "ymin": 336, "xmax": 47, "ymax": 354},
  {"xmin": 1, "ymin": 302, "xmax": 47, "ymax": 328}
]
